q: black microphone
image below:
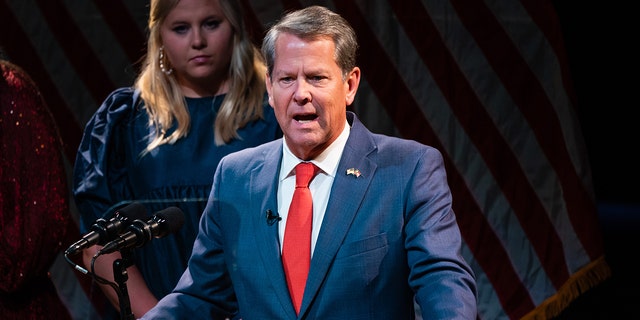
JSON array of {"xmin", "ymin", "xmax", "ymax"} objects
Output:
[
  {"xmin": 98, "ymin": 207, "xmax": 185, "ymax": 255},
  {"xmin": 65, "ymin": 202, "xmax": 148, "ymax": 256},
  {"xmin": 266, "ymin": 209, "xmax": 281, "ymax": 226}
]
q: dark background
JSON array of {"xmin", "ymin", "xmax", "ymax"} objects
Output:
[{"xmin": 553, "ymin": 2, "xmax": 639, "ymax": 318}]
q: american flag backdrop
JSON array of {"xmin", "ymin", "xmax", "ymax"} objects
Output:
[{"xmin": 0, "ymin": 0, "xmax": 611, "ymax": 319}]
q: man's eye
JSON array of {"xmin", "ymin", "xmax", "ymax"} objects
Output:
[{"xmin": 309, "ymin": 76, "xmax": 327, "ymax": 83}]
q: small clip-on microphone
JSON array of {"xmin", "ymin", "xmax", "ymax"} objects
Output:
[{"xmin": 266, "ymin": 209, "xmax": 281, "ymax": 226}]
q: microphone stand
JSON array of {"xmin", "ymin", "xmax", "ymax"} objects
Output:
[{"xmin": 113, "ymin": 248, "xmax": 135, "ymax": 320}]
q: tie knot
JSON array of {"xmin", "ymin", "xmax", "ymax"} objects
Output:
[{"xmin": 295, "ymin": 162, "xmax": 318, "ymax": 188}]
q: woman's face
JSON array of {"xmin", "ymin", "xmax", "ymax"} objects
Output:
[{"xmin": 160, "ymin": 0, "xmax": 234, "ymax": 97}]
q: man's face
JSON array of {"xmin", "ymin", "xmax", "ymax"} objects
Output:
[{"xmin": 266, "ymin": 33, "xmax": 360, "ymax": 160}]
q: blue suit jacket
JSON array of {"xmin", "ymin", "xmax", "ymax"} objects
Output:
[{"xmin": 142, "ymin": 112, "xmax": 477, "ymax": 319}]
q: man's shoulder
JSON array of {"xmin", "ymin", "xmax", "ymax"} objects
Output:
[
  {"xmin": 368, "ymin": 132, "xmax": 442, "ymax": 163},
  {"xmin": 371, "ymin": 131, "xmax": 430, "ymax": 149},
  {"xmin": 224, "ymin": 139, "xmax": 282, "ymax": 161}
]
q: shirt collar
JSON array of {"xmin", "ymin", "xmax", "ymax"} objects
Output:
[{"xmin": 280, "ymin": 119, "xmax": 351, "ymax": 180}]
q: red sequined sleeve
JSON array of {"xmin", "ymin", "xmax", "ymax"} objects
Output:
[{"xmin": 0, "ymin": 61, "xmax": 72, "ymax": 294}]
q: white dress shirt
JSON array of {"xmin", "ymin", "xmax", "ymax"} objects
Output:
[{"xmin": 277, "ymin": 120, "xmax": 350, "ymax": 256}]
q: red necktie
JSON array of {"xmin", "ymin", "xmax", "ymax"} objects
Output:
[{"xmin": 282, "ymin": 162, "xmax": 319, "ymax": 315}]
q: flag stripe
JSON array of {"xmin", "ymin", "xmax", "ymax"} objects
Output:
[
  {"xmin": 521, "ymin": 0, "xmax": 578, "ymax": 109},
  {"xmin": 93, "ymin": 0, "xmax": 147, "ymax": 64},
  {"xmin": 446, "ymin": 0, "xmax": 570, "ymax": 289},
  {"xmin": 0, "ymin": 0, "xmax": 81, "ymax": 161},
  {"xmin": 456, "ymin": 0, "xmax": 602, "ymax": 262},
  {"xmin": 521, "ymin": 0, "xmax": 604, "ymax": 261},
  {"xmin": 34, "ymin": 0, "xmax": 116, "ymax": 105},
  {"xmin": 379, "ymin": 1, "xmax": 550, "ymax": 316},
  {"xmin": 241, "ymin": 0, "xmax": 267, "ymax": 46}
]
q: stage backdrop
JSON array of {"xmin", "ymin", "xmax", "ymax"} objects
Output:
[{"xmin": 1, "ymin": 0, "xmax": 609, "ymax": 319}]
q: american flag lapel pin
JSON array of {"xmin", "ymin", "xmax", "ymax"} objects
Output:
[{"xmin": 346, "ymin": 168, "xmax": 361, "ymax": 178}]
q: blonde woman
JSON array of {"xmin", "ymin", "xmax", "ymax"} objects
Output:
[{"xmin": 72, "ymin": 0, "xmax": 281, "ymax": 318}]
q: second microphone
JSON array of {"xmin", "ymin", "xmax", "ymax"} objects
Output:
[{"xmin": 98, "ymin": 206, "xmax": 185, "ymax": 255}]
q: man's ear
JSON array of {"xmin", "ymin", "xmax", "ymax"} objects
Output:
[
  {"xmin": 265, "ymin": 72, "xmax": 274, "ymax": 107},
  {"xmin": 345, "ymin": 67, "xmax": 361, "ymax": 106}
]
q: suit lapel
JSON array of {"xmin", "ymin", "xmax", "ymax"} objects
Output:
[
  {"xmin": 249, "ymin": 141, "xmax": 298, "ymax": 317},
  {"xmin": 300, "ymin": 114, "xmax": 377, "ymax": 315}
]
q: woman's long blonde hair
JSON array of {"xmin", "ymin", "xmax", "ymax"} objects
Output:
[{"xmin": 136, "ymin": 0, "xmax": 266, "ymax": 154}]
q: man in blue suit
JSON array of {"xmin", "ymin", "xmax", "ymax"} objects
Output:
[{"xmin": 142, "ymin": 5, "xmax": 477, "ymax": 319}]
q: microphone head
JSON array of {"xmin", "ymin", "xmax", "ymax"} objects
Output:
[
  {"xmin": 91, "ymin": 201, "xmax": 148, "ymax": 245},
  {"xmin": 66, "ymin": 202, "xmax": 148, "ymax": 255},
  {"xmin": 96, "ymin": 206, "xmax": 185, "ymax": 255},
  {"xmin": 114, "ymin": 202, "xmax": 148, "ymax": 221},
  {"xmin": 154, "ymin": 206, "xmax": 185, "ymax": 237}
]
